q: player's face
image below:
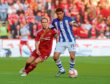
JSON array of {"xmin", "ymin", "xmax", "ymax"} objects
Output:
[
  {"xmin": 41, "ymin": 19, "xmax": 48, "ymax": 29},
  {"xmin": 56, "ymin": 11, "xmax": 64, "ymax": 21}
]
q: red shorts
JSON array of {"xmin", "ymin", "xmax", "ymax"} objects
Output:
[
  {"xmin": 31, "ymin": 50, "xmax": 50, "ymax": 61},
  {"xmin": 20, "ymin": 40, "xmax": 28, "ymax": 45}
]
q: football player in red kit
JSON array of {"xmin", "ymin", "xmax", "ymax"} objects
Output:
[{"xmin": 19, "ymin": 18, "xmax": 58, "ymax": 76}]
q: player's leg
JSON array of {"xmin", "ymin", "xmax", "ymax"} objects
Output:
[
  {"xmin": 21, "ymin": 57, "xmax": 42, "ymax": 76},
  {"xmin": 24, "ymin": 56, "xmax": 36, "ymax": 70},
  {"xmin": 19, "ymin": 56, "xmax": 36, "ymax": 74},
  {"xmin": 26, "ymin": 43, "xmax": 32, "ymax": 53},
  {"xmin": 53, "ymin": 42, "xmax": 65, "ymax": 76},
  {"xmin": 68, "ymin": 42, "xmax": 76, "ymax": 71},
  {"xmin": 20, "ymin": 50, "xmax": 37, "ymax": 74},
  {"xmin": 69, "ymin": 51, "xmax": 75, "ymax": 70},
  {"xmin": 54, "ymin": 52, "xmax": 65, "ymax": 76},
  {"xmin": 19, "ymin": 44, "xmax": 23, "ymax": 56},
  {"xmin": 24, "ymin": 50, "xmax": 38, "ymax": 71}
]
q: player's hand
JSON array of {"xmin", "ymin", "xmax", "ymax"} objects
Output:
[
  {"xmin": 36, "ymin": 50, "xmax": 41, "ymax": 56},
  {"xmin": 70, "ymin": 22, "xmax": 79, "ymax": 27},
  {"xmin": 69, "ymin": 22, "xmax": 73, "ymax": 26},
  {"xmin": 73, "ymin": 23, "xmax": 79, "ymax": 27}
]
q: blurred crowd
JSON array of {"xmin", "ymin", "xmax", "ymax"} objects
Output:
[{"xmin": 0, "ymin": 0, "xmax": 110, "ymax": 39}]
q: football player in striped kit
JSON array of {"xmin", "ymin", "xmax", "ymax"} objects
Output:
[{"xmin": 48, "ymin": 8, "xmax": 79, "ymax": 76}]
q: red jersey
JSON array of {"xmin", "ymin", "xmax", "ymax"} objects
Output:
[
  {"xmin": 97, "ymin": 23, "xmax": 106, "ymax": 32},
  {"xmin": 84, "ymin": 15, "xmax": 88, "ymax": 23},
  {"xmin": 79, "ymin": 28, "xmax": 88, "ymax": 38},
  {"xmin": 76, "ymin": 1, "xmax": 84, "ymax": 11},
  {"xmin": 27, "ymin": 0, "xmax": 31, "ymax": 3},
  {"xmin": 72, "ymin": 27, "xmax": 80, "ymax": 38},
  {"xmin": 60, "ymin": 3, "xmax": 69, "ymax": 10},
  {"xmin": 19, "ymin": 16, "xmax": 25, "ymax": 23},
  {"xmin": 8, "ymin": 14, "xmax": 18, "ymax": 24},
  {"xmin": 25, "ymin": 16, "xmax": 35, "ymax": 23},
  {"xmin": 101, "ymin": 8, "xmax": 110, "ymax": 18},
  {"xmin": 91, "ymin": 29, "xmax": 97, "ymax": 37},
  {"xmin": 35, "ymin": 29, "xmax": 57, "ymax": 55}
]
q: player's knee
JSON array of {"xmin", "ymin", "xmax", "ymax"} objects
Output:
[
  {"xmin": 70, "ymin": 55, "xmax": 75, "ymax": 60},
  {"xmin": 71, "ymin": 57, "xmax": 74, "ymax": 61},
  {"xmin": 70, "ymin": 54, "xmax": 75, "ymax": 60},
  {"xmin": 53, "ymin": 52, "xmax": 60, "ymax": 61},
  {"xmin": 53, "ymin": 56, "xmax": 58, "ymax": 61},
  {"xmin": 70, "ymin": 52, "xmax": 75, "ymax": 60}
]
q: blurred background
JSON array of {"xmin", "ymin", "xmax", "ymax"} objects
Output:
[
  {"xmin": 0, "ymin": 0, "xmax": 110, "ymax": 39},
  {"xmin": 0, "ymin": 1, "xmax": 110, "ymax": 83},
  {"xmin": 0, "ymin": 0, "xmax": 110, "ymax": 57}
]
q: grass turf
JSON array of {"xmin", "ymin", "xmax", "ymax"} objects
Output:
[{"xmin": 0, "ymin": 56, "xmax": 110, "ymax": 84}]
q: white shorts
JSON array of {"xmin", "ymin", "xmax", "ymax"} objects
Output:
[{"xmin": 54, "ymin": 42, "xmax": 76, "ymax": 53}]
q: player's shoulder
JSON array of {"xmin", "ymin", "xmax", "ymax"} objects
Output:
[
  {"xmin": 37, "ymin": 28, "xmax": 43, "ymax": 32},
  {"xmin": 64, "ymin": 16, "xmax": 72, "ymax": 20},
  {"xmin": 35, "ymin": 29, "xmax": 43, "ymax": 37},
  {"xmin": 52, "ymin": 18, "xmax": 58, "ymax": 22},
  {"xmin": 53, "ymin": 18, "xmax": 57, "ymax": 21},
  {"xmin": 36, "ymin": 28, "xmax": 43, "ymax": 34},
  {"xmin": 50, "ymin": 29, "xmax": 58, "ymax": 33}
]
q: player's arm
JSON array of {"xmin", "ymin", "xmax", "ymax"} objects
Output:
[
  {"xmin": 69, "ymin": 21, "xmax": 79, "ymax": 27},
  {"xmin": 53, "ymin": 29, "xmax": 59, "ymax": 43},
  {"xmin": 54, "ymin": 34, "xmax": 59, "ymax": 43},
  {"xmin": 69, "ymin": 17, "xmax": 79, "ymax": 27},
  {"xmin": 35, "ymin": 32, "xmax": 41, "ymax": 55},
  {"xmin": 35, "ymin": 41, "xmax": 40, "ymax": 55}
]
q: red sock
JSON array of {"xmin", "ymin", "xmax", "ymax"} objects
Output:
[
  {"xmin": 20, "ymin": 47, "xmax": 22, "ymax": 56},
  {"xmin": 25, "ymin": 64, "xmax": 36, "ymax": 74},
  {"xmin": 25, "ymin": 63, "xmax": 31, "ymax": 70}
]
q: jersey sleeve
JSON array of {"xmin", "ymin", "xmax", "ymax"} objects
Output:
[
  {"xmin": 52, "ymin": 29, "xmax": 58, "ymax": 38},
  {"xmin": 49, "ymin": 20, "xmax": 56, "ymax": 29},
  {"xmin": 35, "ymin": 32, "xmax": 40, "ymax": 42},
  {"xmin": 68, "ymin": 17, "xmax": 76, "ymax": 23}
]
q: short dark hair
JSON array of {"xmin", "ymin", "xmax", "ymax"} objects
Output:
[
  {"xmin": 56, "ymin": 8, "xmax": 64, "ymax": 13},
  {"xmin": 41, "ymin": 18, "xmax": 48, "ymax": 22}
]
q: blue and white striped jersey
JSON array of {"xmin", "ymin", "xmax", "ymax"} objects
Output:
[{"xmin": 49, "ymin": 16, "xmax": 76, "ymax": 42}]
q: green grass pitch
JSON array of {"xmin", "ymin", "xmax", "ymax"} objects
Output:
[{"xmin": 0, "ymin": 56, "xmax": 110, "ymax": 84}]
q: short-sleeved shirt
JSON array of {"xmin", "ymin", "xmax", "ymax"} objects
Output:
[
  {"xmin": 49, "ymin": 16, "xmax": 76, "ymax": 42},
  {"xmin": 35, "ymin": 28, "xmax": 57, "ymax": 55}
]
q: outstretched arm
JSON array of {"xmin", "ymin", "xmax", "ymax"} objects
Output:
[{"xmin": 69, "ymin": 22, "xmax": 79, "ymax": 27}]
